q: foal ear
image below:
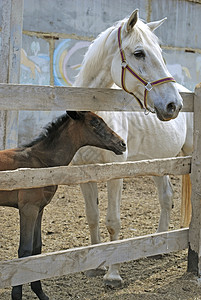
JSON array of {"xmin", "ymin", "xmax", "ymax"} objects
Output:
[
  {"xmin": 66, "ymin": 111, "xmax": 81, "ymax": 120},
  {"xmin": 66, "ymin": 111, "xmax": 86, "ymax": 120},
  {"xmin": 147, "ymin": 17, "xmax": 167, "ymax": 32},
  {"xmin": 126, "ymin": 9, "xmax": 139, "ymax": 32}
]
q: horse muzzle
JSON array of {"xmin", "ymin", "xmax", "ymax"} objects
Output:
[{"xmin": 154, "ymin": 99, "xmax": 183, "ymax": 121}]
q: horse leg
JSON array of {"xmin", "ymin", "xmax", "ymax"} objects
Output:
[
  {"xmin": 152, "ymin": 175, "xmax": 174, "ymax": 232},
  {"xmin": 103, "ymin": 178, "xmax": 123, "ymax": 287},
  {"xmin": 12, "ymin": 203, "xmax": 39, "ymax": 300},
  {"xmin": 80, "ymin": 182, "xmax": 106, "ymax": 277},
  {"xmin": 31, "ymin": 209, "xmax": 49, "ymax": 300}
]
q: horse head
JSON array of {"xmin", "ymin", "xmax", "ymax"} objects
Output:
[{"xmin": 110, "ymin": 9, "xmax": 183, "ymax": 121}]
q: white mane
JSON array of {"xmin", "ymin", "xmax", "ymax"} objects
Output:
[{"xmin": 74, "ymin": 25, "xmax": 115, "ymax": 87}]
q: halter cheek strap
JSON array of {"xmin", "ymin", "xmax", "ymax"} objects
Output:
[{"xmin": 118, "ymin": 25, "xmax": 176, "ymax": 112}]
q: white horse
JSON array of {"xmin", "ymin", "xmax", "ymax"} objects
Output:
[{"xmin": 72, "ymin": 10, "xmax": 186, "ymax": 287}]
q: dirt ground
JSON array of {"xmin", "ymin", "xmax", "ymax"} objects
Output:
[{"xmin": 1, "ymin": 176, "xmax": 201, "ymax": 300}]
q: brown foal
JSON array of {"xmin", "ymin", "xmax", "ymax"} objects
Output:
[{"xmin": 0, "ymin": 111, "xmax": 126, "ymax": 300}]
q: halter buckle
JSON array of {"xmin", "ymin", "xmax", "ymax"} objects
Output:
[
  {"xmin": 144, "ymin": 108, "xmax": 150, "ymax": 115},
  {"xmin": 145, "ymin": 82, "xmax": 153, "ymax": 92},
  {"xmin": 121, "ymin": 61, "xmax": 127, "ymax": 68}
]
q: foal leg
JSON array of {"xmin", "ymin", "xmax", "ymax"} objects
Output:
[
  {"xmin": 12, "ymin": 203, "xmax": 39, "ymax": 300},
  {"xmin": 152, "ymin": 175, "xmax": 174, "ymax": 232},
  {"xmin": 32, "ymin": 210, "xmax": 43, "ymax": 255},
  {"xmin": 80, "ymin": 182, "xmax": 106, "ymax": 276},
  {"xmin": 103, "ymin": 178, "xmax": 123, "ymax": 287},
  {"xmin": 31, "ymin": 209, "xmax": 49, "ymax": 300}
]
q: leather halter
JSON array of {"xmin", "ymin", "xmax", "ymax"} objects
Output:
[{"xmin": 117, "ymin": 25, "xmax": 176, "ymax": 113}]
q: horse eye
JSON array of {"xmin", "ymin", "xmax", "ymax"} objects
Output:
[{"xmin": 134, "ymin": 51, "xmax": 145, "ymax": 58}]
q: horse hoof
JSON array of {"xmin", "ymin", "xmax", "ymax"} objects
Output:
[
  {"xmin": 104, "ymin": 273, "xmax": 123, "ymax": 288},
  {"xmin": 32, "ymin": 289, "xmax": 49, "ymax": 300},
  {"xmin": 35, "ymin": 293, "xmax": 49, "ymax": 300},
  {"xmin": 104, "ymin": 278, "xmax": 123, "ymax": 288},
  {"xmin": 31, "ymin": 280, "xmax": 49, "ymax": 300},
  {"xmin": 12, "ymin": 293, "xmax": 22, "ymax": 300},
  {"xmin": 12, "ymin": 286, "xmax": 22, "ymax": 300},
  {"xmin": 85, "ymin": 267, "xmax": 107, "ymax": 277},
  {"xmin": 35, "ymin": 291, "xmax": 49, "ymax": 300},
  {"xmin": 32, "ymin": 292, "xmax": 49, "ymax": 300}
]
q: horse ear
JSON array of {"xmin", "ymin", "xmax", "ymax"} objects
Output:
[
  {"xmin": 147, "ymin": 17, "xmax": 167, "ymax": 32},
  {"xmin": 126, "ymin": 9, "xmax": 139, "ymax": 32}
]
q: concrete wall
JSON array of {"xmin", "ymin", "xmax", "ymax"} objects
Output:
[{"xmin": 1, "ymin": 0, "xmax": 200, "ymax": 145}]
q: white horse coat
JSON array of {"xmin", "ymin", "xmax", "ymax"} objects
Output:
[
  {"xmin": 72, "ymin": 9, "xmax": 187, "ymax": 286},
  {"xmin": 72, "ymin": 97, "xmax": 193, "ymax": 286}
]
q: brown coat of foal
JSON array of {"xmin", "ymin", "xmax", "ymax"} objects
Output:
[{"xmin": 0, "ymin": 111, "xmax": 126, "ymax": 300}]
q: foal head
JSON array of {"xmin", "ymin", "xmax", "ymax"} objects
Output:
[{"xmin": 67, "ymin": 111, "xmax": 126, "ymax": 155}]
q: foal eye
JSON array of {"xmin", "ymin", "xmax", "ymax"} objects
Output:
[
  {"xmin": 134, "ymin": 50, "xmax": 145, "ymax": 58},
  {"xmin": 91, "ymin": 118, "xmax": 101, "ymax": 129}
]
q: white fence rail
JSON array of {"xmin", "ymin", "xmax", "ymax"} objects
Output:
[
  {"xmin": 0, "ymin": 228, "xmax": 189, "ymax": 288},
  {"xmin": 0, "ymin": 83, "xmax": 193, "ymax": 111},
  {"xmin": 0, "ymin": 156, "xmax": 191, "ymax": 190}
]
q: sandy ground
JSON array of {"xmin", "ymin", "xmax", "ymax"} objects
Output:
[{"xmin": 0, "ymin": 176, "xmax": 201, "ymax": 299}]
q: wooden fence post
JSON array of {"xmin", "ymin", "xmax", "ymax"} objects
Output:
[
  {"xmin": 188, "ymin": 83, "xmax": 201, "ymax": 275},
  {"xmin": 0, "ymin": 0, "xmax": 24, "ymax": 149}
]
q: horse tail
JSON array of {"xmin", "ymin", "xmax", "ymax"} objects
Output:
[{"xmin": 180, "ymin": 174, "xmax": 192, "ymax": 228}]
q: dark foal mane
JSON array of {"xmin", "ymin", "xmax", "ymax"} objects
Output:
[{"xmin": 24, "ymin": 113, "xmax": 70, "ymax": 148}]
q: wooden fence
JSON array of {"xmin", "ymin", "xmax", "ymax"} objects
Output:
[
  {"xmin": 0, "ymin": 0, "xmax": 201, "ymax": 290},
  {"xmin": 0, "ymin": 84, "xmax": 200, "ymax": 289}
]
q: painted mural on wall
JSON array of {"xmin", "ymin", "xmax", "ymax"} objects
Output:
[
  {"xmin": 20, "ymin": 37, "xmax": 200, "ymax": 92},
  {"xmin": 18, "ymin": 35, "xmax": 56, "ymax": 146},
  {"xmin": 53, "ymin": 39, "xmax": 90, "ymax": 86},
  {"xmin": 18, "ymin": 37, "xmax": 91, "ymax": 145},
  {"xmin": 21, "ymin": 36, "xmax": 50, "ymax": 86}
]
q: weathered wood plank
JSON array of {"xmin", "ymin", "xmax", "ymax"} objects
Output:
[
  {"xmin": 0, "ymin": 1, "xmax": 24, "ymax": 149},
  {"xmin": 188, "ymin": 83, "xmax": 201, "ymax": 275},
  {"xmin": 0, "ymin": 1, "xmax": 12, "ymax": 150},
  {"xmin": 0, "ymin": 228, "xmax": 189, "ymax": 288},
  {"xmin": 0, "ymin": 1, "xmax": 12, "ymax": 83},
  {"xmin": 181, "ymin": 92, "xmax": 194, "ymax": 112},
  {"xmin": 5, "ymin": 0, "xmax": 24, "ymax": 149},
  {"xmin": 8, "ymin": 0, "xmax": 24, "ymax": 85},
  {"xmin": 0, "ymin": 83, "xmax": 193, "ymax": 112},
  {"xmin": 0, "ymin": 156, "xmax": 191, "ymax": 190}
]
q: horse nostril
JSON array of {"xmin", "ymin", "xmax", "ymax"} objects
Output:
[
  {"xmin": 167, "ymin": 102, "xmax": 176, "ymax": 113},
  {"xmin": 121, "ymin": 141, "xmax": 126, "ymax": 148}
]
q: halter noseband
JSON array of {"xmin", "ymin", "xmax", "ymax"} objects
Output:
[{"xmin": 117, "ymin": 25, "xmax": 176, "ymax": 113}]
